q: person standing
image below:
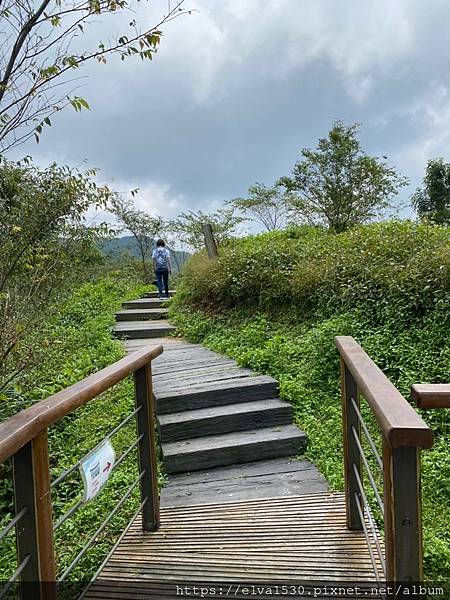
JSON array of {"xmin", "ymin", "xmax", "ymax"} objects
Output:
[{"xmin": 152, "ymin": 239, "xmax": 172, "ymax": 299}]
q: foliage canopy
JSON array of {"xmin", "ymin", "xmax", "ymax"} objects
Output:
[
  {"xmin": 412, "ymin": 158, "xmax": 450, "ymax": 225},
  {"xmin": 279, "ymin": 122, "xmax": 408, "ymax": 232},
  {"xmin": 0, "ymin": 0, "xmax": 192, "ymax": 150},
  {"xmin": 230, "ymin": 183, "xmax": 295, "ymax": 231},
  {"xmin": 170, "ymin": 208, "xmax": 244, "ymax": 251},
  {"xmin": 0, "ymin": 156, "xmax": 111, "ymax": 389}
]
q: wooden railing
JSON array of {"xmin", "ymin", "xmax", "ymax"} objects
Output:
[
  {"xmin": 0, "ymin": 344, "xmax": 163, "ymax": 600},
  {"xmin": 336, "ymin": 336, "xmax": 434, "ymax": 583},
  {"xmin": 411, "ymin": 384, "xmax": 450, "ymax": 409}
]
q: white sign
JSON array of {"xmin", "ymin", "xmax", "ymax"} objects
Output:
[{"xmin": 79, "ymin": 439, "xmax": 116, "ymax": 504}]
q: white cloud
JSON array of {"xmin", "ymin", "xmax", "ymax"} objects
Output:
[
  {"xmin": 392, "ymin": 84, "xmax": 450, "ymax": 184},
  {"xmin": 10, "ymin": 0, "xmax": 450, "ymax": 224}
]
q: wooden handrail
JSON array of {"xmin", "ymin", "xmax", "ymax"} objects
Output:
[
  {"xmin": 0, "ymin": 344, "xmax": 163, "ymax": 464},
  {"xmin": 411, "ymin": 384, "xmax": 450, "ymax": 409},
  {"xmin": 336, "ymin": 336, "xmax": 433, "ymax": 448},
  {"xmin": 336, "ymin": 335, "xmax": 434, "ymax": 582}
]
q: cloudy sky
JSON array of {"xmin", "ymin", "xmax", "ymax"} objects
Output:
[{"xmin": 11, "ymin": 0, "xmax": 450, "ymax": 226}]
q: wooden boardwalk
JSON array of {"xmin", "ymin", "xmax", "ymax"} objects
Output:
[
  {"xmin": 85, "ymin": 494, "xmax": 380, "ymax": 599},
  {"xmin": 88, "ymin": 291, "xmax": 383, "ymax": 596}
]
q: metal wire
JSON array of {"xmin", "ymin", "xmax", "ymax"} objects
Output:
[
  {"xmin": 53, "ymin": 500, "xmax": 83, "ymax": 532},
  {"xmin": 351, "ymin": 397, "xmax": 383, "ymax": 471},
  {"xmin": 53, "ymin": 434, "xmax": 144, "ymax": 532},
  {"xmin": 113, "ymin": 434, "xmax": 143, "ymax": 472},
  {"xmin": 108, "ymin": 406, "xmax": 142, "ymax": 439},
  {"xmin": 59, "ymin": 470, "xmax": 146, "ymax": 582},
  {"xmin": 0, "ymin": 506, "xmax": 27, "ymax": 543},
  {"xmin": 351, "ymin": 426, "xmax": 384, "ymax": 514},
  {"xmin": 354, "ymin": 492, "xmax": 382, "ymax": 583},
  {"xmin": 51, "ymin": 406, "xmax": 142, "ymax": 489},
  {"xmin": 353, "ymin": 463, "xmax": 386, "ymax": 576},
  {"xmin": 0, "ymin": 555, "xmax": 30, "ymax": 600},
  {"xmin": 77, "ymin": 497, "xmax": 149, "ymax": 600}
]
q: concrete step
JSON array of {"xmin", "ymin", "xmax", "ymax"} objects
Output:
[
  {"xmin": 162, "ymin": 424, "xmax": 307, "ymax": 474},
  {"xmin": 122, "ymin": 298, "xmax": 167, "ymax": 310},
  {"xmin": 157, "ymin": 398, "xmax": 293, "ymax": 442},
  {"xmin": 144, "ymin": 290, "xmax": 175, "ymax": 298},
  {"xmin": 113, "ymin": 320, "xmax": 176, "ymax": 339},
  {"xmin": 115, "ymin": 308, "xmax": 168, "ymax": 321},
  {"xmin": 154, "ymin": 376, "xmax": 279, "ymax": 414}
]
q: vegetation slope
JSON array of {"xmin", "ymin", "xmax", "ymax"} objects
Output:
[{"xmin": 169, "ymin": 221, "xmax": 450, "ymax": 581}]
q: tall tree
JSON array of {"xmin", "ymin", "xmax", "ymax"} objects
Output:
[
  {"xmin": 110, "ymin": 195, "xmax": 163, "ymax": 282},
  {"xmin": 230, "ymin": 183, "xmax": 294, "ymax": 231},
  {"xmin": 0, "ymin": 157, "xmax": 110, "ymax": 389},
  {"xmin": 412, "ymin": 158, "xmax": 450, "ymax": 225},
  {"xmin": 170, "ymin": 208, "xmax": 243, "ymax": 251},
  {"xmin": 279, "ymin": 121, "xmax": 408, "ymax": 233},
  {"xmin": 0, "ymin": 0, "xmax": 193, "ymax": 151}
]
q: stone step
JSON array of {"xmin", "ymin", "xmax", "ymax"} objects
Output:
[
  {"xmin": 122, "ymin": 298, "xmax": 166, "ymax": 310},
  {"xmin": 144, "ymin": 290, "xmax": 175, "ymax": 298},
  {"xmin": 113, "ymin": 320, "xmax": 176, "ymax": 339},
  {"xmin": 158, "ymin": 398, "xmax": 293, "ymax": 442},
  {"xmin": 154, "ymin": 376, "xmax": 279, "ymax": 414},
  {"xmin": 115, "ymin": 308, "xmax": 168, "ymax": 321},
  {"xmin": 162, "ymin": 424, "xmax": 307, "ymax": 474}
]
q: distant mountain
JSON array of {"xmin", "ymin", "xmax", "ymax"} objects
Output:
[{"xmin": 99, "ymin": 236, "xmax": 189, "ymax": 272}]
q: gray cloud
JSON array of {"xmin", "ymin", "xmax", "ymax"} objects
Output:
[{"xmin": 11, "ymin": 0, "xmax": 450, "ymax": 222}]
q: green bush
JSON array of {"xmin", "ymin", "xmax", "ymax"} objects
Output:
[
  {"xmin": 175, "ymin": 221, "xmax": 450, "ymax": 323},
  {"xmin": 170, "ymin": 221, "xmax": 450, "ymax": 581}
]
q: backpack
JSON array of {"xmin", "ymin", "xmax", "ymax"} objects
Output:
[{"xmin": 155, "ymin": 247, "xmax": 168, "ymax": 270}]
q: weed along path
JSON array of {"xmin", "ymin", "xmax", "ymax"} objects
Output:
[{"xmin": 83, "ymin": 290, "xmax": 383, "ymax": 596}]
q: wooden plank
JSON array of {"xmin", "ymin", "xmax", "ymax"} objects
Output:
[
  {"xmin": 158, "ymin": 399, "xmax": 292, "ymax": 442},
  {"xmin": 335, "ymin": 336, "xmax": 433, "ymax": 448},
  {"xmin": 114, "ymin": 321, "xmax": 176, "ymax": 339},
  {"xmin": 85, "ymin": 494, "xmax": 382, "ymax": 596},
  {"xmin": 162, "ymin": 425, "xmax": 307, "ymax": 474},
  {"xmin": 155, "ymin": 376, "xmax": 279, "ymax": 414},
  {"xmin": 115, "ymin": 308, "xmax": 169, "ymax": 321},
  {"xmin": 152, "ymin": 358, "xmax": 235, "ymax": 377},
  {"xmin": 162, "ymin": 457, "xmax": 316, "ymax": 487},
  {"xmin": 153, "ymin": 365, "xmax": 251, "ymax": 385},
  {"xmin": 411, "ymin": 383, "xmax": 450, "ymax": 409},
  {"xmin": 154, "ymin": 369, "xmax": 257, "ymax": 391},
  {"xmin": 122, "ymin": 299, "xmax": 168, "ymax": 310}
]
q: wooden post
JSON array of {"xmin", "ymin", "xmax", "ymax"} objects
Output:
[
  {"xmin": 340, "ymin": 359, "xmax": 363, "ymax": 530},
  {"xmin": 13, "ymin": 430, "xmax": 56, "ymax": 600},
  {"xmin": 134, "ymin": 363, "xmax": 160, "ymax": 531},
  {"xmin": 202, "ymin": 223, "xmax": 218, "ymax": 259},
  {"xmin": 383, "ymin": 441, "xmax": 423, "ymax": 582}
]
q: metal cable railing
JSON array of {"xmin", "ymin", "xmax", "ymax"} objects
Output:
[
  {"xmin": 354, "ymin": 493, "xmax": 382, "ymax": 582},
  {"xmin": 351, "ymin": 424, "xmax": 384, "ymax": 513},
  {"xmin": 0, "ymin": 344, "xmax": 163, "ymax": 600},
  {"xmin": 350, "ymin": 397, "xmax": 383, "ymax": 471},
  {"xmin": 53, "ymin": 434, "xmax": 144, "ymax": 531},
  {"xmin": 353, "ymin": 462, "xmax": 386, "ymax": 578},
  {"xmin": 337, "ymin": 335, "xmax": 433, "ymax": 583},
  {"xmin": 0, "ymin": 555, "xmax": 30, "ymax": 600},
  {"xmin": 0, "ymin": 506, "xmax": 27, "ymax": 543},
  {"xmin": 51, "ymin": 405, "xmax": 142, "ymax": 490},
  {"xmin": 59, "ymin": 470, "xmax": 146, "ymax": 582}
]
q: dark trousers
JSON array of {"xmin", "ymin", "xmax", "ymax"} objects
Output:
[{"xmin": 155, "ymin": 269, "xmax": 169, "ymax": 297}]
